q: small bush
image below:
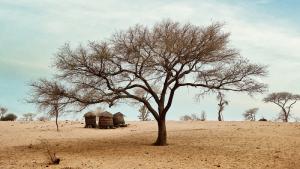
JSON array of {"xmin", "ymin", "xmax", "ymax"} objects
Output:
[
  {"xmin": 38, "ymin": 116, "xmax": 50, "ymax": 121},
  {"xmin": 180, "ymin": 112, "xmax": 206, "ymax": 121},
  {"xmin": 180, "ymin": 115, "xmax": 192, "ymax": 121},
  {"xmin": 258, "ymin": 118, "xmax": 267, "ymax": 121},
  {"xmin": 1, "ymin": 113, "xmax": 17, "ymax": 121},
  {"xmin": 41, "ymin": 140, "xmax": 60, "ymax": 165}
]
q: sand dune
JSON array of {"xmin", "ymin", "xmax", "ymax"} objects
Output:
[{"xmin": 0, "ymin": 121, "xmax": 299, "ymax": 169}]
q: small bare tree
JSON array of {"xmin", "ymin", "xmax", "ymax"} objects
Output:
[
  {"xmin": 136, "ymin": 88, "xmax": 153, "ymax": 121},
  {"xmin": 0, "ymin": 107, "xmax": 8, "ymax": 120},
  {"xmin": 23, "ymin": 113, "xmax": 36, "ymax": 121},
  {"xmin": 263, "ymin": 92, "xmax": 300, "ymax": 122},
  {"xmin": 138, "ymin": 105, "xmax": 151, "ymax": 121},
  {"xmin": 191, "ymin": 113, "xmax": 201, "ymax": 121},
  {"xmin": 243, "ymin": 108, "xmax": 258, "ymax": 121},
  {"xmin": 180, "ymin": 115, "xmax": 192, "ymax": 121},
  {"xmin": 216, "ymin": 92, "xmax": 228, "ymax": 121},
  {"xmin": 29, "ymin": 20, "xmax": 267, "ymax": 145},
  {"xmin": 28, "ymin": 80, "xmax": 68, "ymax": 131},
  {"xmin": 200, "ymin": 111, "xmax": 207, "ymax": 121},
  {"xmin": 180, "ymin": 113, "xmax": 201, "ymax": 121}
]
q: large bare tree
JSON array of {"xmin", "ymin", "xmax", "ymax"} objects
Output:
[
  {"xmin": 29, "ymin": 20, "xmax": 267, "ymax": 145},
  {"xmin": 263, "ymin": 92, "xmax": 300, "ymax": 122}
]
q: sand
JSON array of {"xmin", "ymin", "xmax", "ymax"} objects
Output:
[{"xmin": 0, "ymin": 120, "xmax": 299, "ymax": 169}]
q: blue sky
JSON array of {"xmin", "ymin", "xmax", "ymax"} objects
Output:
[{"xmin": 1, "ymin": 0, "xmax": 300, "ymax": 121}]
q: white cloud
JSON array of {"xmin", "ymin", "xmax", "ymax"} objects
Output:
[{"xmin": 1, "ymin": 0, "xmax": 300, "ymax": 119}]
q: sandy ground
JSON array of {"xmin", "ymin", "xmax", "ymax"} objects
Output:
[{"xmin": 0, "ymin": 121, "xmax": 299, "ymax": 169}]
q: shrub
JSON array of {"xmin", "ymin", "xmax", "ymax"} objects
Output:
[
  {"xmin": 180, "ymin": 115, "xmax": 192, "ymax": 121},
  {"xmin": 180, "ymin": 112, "xmax": 206, "ymax": 121},
  {"xmin": 1, "ymin": 113, "xmax": 17, "ymax": 121},
  {"xmin": 258, "ymin": 118, "xmax": 267, "ymax": 121},
  {"xmin": 38, "ymin": 116, "xmax": 50, "ymax": 121}
]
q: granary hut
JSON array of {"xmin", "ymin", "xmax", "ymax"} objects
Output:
[
  {"xmin": 98, "ymin": 111, "xmax": 114, "ymax": 129},
  {"xmin": 84, "ymin": 112, "xmax": 97, "ymax": 128},
  {"xmin": 113, "ymin": 112, "xmax": 125, "ymax": 126}
]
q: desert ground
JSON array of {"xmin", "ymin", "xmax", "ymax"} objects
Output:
[{"xmin": 0, "ymin": 120, "xmax": 299, "ymax": 169}]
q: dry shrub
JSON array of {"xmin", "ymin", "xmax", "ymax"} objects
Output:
[
  {"xmin": 38, "ymin": 116, "xmax": 50, "ymax": 122},
  {"xmin": 40, "ymin": 139, "xmax": 60, "ymax": 165}
]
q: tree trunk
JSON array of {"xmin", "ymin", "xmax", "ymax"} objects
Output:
[
  {"xmin": 218, "ymin": 111, "xmax": 222, "ymax": 121},
  {"xmin": 284, "ymin": 114, "xmax": 288, "ymax": 122},
  {"xmin": 282, "ymin": 109, "xmax": 288, "ymax": 122},
  {"xmin": 154, "ymin": 118, "xmax": 167, "ymax": 146},
  {"xmin": 55, "ymin": 110, "xmax": 59, "ymax": 132}
]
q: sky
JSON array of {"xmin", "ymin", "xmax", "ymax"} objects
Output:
[{"xmin": 1, "ymin": 0, "xmax": 300, "ymax": 121}]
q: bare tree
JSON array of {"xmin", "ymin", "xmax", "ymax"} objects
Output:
[
  {"xmin": 243, "ymin": 108, "xmax": 258, "ymax": 121},
  {"xmin": 138, "ymin": 105, "xmax": 151, "ymax": 121},
  {"xmin": 0, "ymin": 107, "xmax": 8, "ymax": 120},
  {"xmin": 28, "ymin": 81, "xmax": 68, "ymax": 131},
  {"xmin": 136, "ymin": 88, "xmax": 153, "ymax": 121},
  {"xmin": 180, "ymin": 113, "xmax": 201, "ymax": 121},
  {"xmin": 200, "ymin": 111, "xmax": 207, "ymax": 121},
  {"xmin": 180, "ymin": 115, "xmax": 192, "ymax": 121},
  {"xmin": 29, "ymin": 20, "xmax": 267, "ymax": 145},
  {"xmin": 23, "ymin": 113, "xmax": 36, "ymax": 121},
  {"xmin": 191, "ymin": 113, "xmax": 201, "ymax": 121},
  {"xmin": 263, "ymin": 92, "xmax": 300, "ymax": 122},
  {"xmin": 216, "ymin": 92, "xmax": 228, "ymax": 121}
]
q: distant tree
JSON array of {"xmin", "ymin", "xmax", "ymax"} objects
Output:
[
  {"xmin": 216, "ymin": 92, "xmax": 228, "ymax": 121},
  {"xmin": 190, "ymin": 113, "xmax": 200, "ymax": 121},
  {"xmin": 0, "ymin": 107, "xmax": 8, "ymax": 120},
  {"xmin": 243, "ymin": 108, "xmax": 258, "ymax": 121},
  {"xmin": 38, "ymin": 116, "xmax": 50, "ymax": 122},
  {"xmin": 1, "ymin": 113, "xmax": 17, "ymax": 121},
  {"xmin": 263, "ymin": 92, "xmax": 300, "ymax": 122},
  {"xmin": 135, "ymin": 88, "xmax": 154, "ymax": 121},
  {"xmin": 138, "ymin": 105, "xmax": 151, "ymax": 121},
  {"xmin": 200, "ymin": 111, "xmax": 207, "ymax": 121},
  {"xmin": 180, "ymin": 115, "xmax": 193, "ymax": 121},
  {"xmin": 294, "ymin": 117, "xmax": 300, "ymax": 122},
  {"xmin": 28, "ymin": 20, "xmax": 267, "ymax": 145},
  {"xmin": 23, "ymin": 113, "xmax": 36, "ymax": 121},
  {"xmin": 180, "ymin": 113, "xmax": 203, "ymax": 121}
]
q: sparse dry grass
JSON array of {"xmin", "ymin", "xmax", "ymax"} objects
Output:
[{"xmin": 0, "ymin": 121, "xmax": 299, "ymax": 169}]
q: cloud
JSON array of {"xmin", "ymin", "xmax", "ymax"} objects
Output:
[{"xmin": 1, "ymin": 0, "xmax": 300, "ymax": 119}]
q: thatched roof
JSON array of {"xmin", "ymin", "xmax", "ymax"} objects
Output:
[
  {"xmin": 84, "ymin": 112, "xmax": 96, "ymax": 117},
  {"xmin": 114, "ymin": 112, "xmax": 124, "ymax": 117},
  {"xmin": 98, "ymin": 111, "xmax": 113, "ymax": 118}
]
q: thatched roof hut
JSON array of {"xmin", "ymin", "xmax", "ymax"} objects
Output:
[
  {"xmin": 98, "ymin": 111, "xmax": 114, "ymax": 129},
  {"xmin": 113, "ymin": 112, "xmax": 125, "ymax": 126},
  {"xmin": 84, "ymin": 112, "xmax": 97, "ymax": 128},
  {"xmin": 84, "ymin": 112, "xmax": 96, "ymax": 117},
  {"xmin": 98, "ymin": 111, "xmax": 113, "ymax": 117}
]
